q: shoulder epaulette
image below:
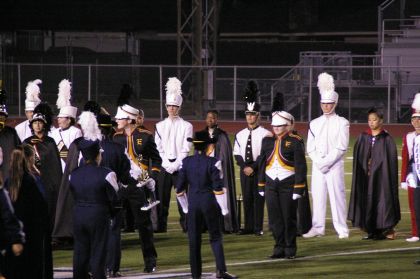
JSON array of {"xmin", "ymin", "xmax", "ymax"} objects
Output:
[
  {"xmin": 289, "ymin": 133, "xmax": 303, "ymax": 141},
  {"xmin": 113, "ymin": 130, "xmax": 124, "ymax": 137},
  {"xmin": 137, "ymin": 127, "xmax": 152, "ymax": 135}
]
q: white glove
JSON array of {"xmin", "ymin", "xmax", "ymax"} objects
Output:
[
  {"xmin": 316, "ymin": 162, "xmax": 330, "ymax": 174},
  {"xmin": 407, "ymin": 173, "xmax": 418, "ymax": 188},
  {"xmin": 292, "ymin": 193, "xmax": 302, "ymax": 200},
  {"xmin": 258, "ymin": 191, "xmax": 265, "ymax": 197},
  {"xmin": 401, "ymin": 182, "xmax": 408, "ymax": 190},
  {"xmin": 129, "ymin": 168, "xmax": 142, "ymax": 180},
  {"xmin": 177, "ymin": 193, "xmax": 188, "ymax": 213},
  {"xmin": 215, "ymin": 188, "xmax": 229, "ymax": 216},
  {"xmin": 145, "ymin": 178, "xmax": 156, "ymax": 192}
]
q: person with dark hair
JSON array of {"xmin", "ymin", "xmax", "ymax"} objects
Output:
[
  {"xmin": 4, "ymin": 144, "xmax": 52, "ymax": 279},
  {"xmin": 233, "ymin": 81, "xmax": 272, "ymax": 236},
  {"xmin": 70, "ymin": 138, "xmax": 119, "ymax": 279},
  {"xmin": 176, "ymin": 131, "xmax": 237, "ymax": 279},
  {"xmin": 0, "ymin": 84, "xmax": 21, "ymax": 181},
  {"xmin": 24, "ymin": 103, "xmax": 62, "ymax": 229},
  {"xmin": 51, "ymin": 79, "xmax": 82, "ymax": 173},
  {"xmin": 348, "ymin": 107, "xmax": 400, "ymax": 240},
  {"xmin": 199, "ymin": 110, "xmax": 238, "ymax": 233},
  {"xmin": 114, "ymin": 100, "xmax": 160, "ymax": 273}
]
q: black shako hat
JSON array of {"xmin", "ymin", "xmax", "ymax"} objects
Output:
[
  {"xmin": 78, "ymin": 139, "xmax": 101, "ymax": 161},
  {"xmin": 187, "ymin": 131, "xmax": 216, "ymax": 151}
]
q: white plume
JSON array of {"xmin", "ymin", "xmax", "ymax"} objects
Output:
[
  {"xmin": 56, "ymin": 79, "xmax": 72, "ymax": 109},
  {"xmin": 78, "ymin": 111, "xmax": 102, "ymax": 141},
  {"xmin": 317, "ymin": 72, "xmax": 335, "ymax": 93},
  {"xmin": 412, "ymin": 93, "xmax": 420, "ymax": 111},
  {"xmin": 165, "ymin": 77, "xmax": 182, "ymax": 97},
  {"xmin": 25, "ymin": 79, "xmax": 42, "ymax": 103}
]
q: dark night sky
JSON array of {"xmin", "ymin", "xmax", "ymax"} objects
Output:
[{"xmin": 1, "ymin": 0, "xmax": 411, "ymax": 33}]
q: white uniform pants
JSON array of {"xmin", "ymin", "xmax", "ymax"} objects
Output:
[{"xmin": 310, "ymin": 160, "xmax": 349, "ymax": 235}]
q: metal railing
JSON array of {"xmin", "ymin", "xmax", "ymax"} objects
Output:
[{"xmin": 1, "ymin": 63, "xmax": 419, "ymax": 123}]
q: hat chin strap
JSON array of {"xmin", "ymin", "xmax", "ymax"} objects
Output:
[{"xmin": 323, "ymin": 103, "xmax": 337, "ymax": 115}]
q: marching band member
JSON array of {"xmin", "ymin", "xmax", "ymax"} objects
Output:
[
  {"xmin": 176, "ymin": 131, "xmax": 237, "ymax": 279},
  {"xmin": 233, "ymin": 81, "xmax": 272, "ymax": 236},
  {"xmin": 51, "ymin": 79, "xmax": 82, "ymax": 173},
  {"xmin": 303, "ymin": 72, "xmax": 350, "ymax": 239},
  {"xmin": 155, "ymin": 77, "xmax": 193, "ymax": 233},
  {"xmin": 15, "ymin": 79, "xmax": 42, "ymax": 142}
]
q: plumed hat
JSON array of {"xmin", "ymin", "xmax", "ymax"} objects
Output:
[
  {"xmin": 115, "ymin": 84, "xmax": 139, "ymax": 120},
  {"xmin": 31, "ymin": 102, "xmax": 54, "ymax": 132},
  {"xmin": 165, "ymin": 77, "xmax": 183, "ymax": 107},
  {"xmin": 78, "ymin": 111, "xmax": 102, "ymax": 142},
  {"xmin": 25, "ymin": 79, "xmax": 42, "ymax": 111},
  {"xmin": 412, "ymin": 93, "xmax": 420, "ymax": 117},
  {"xmin": 244, "ymin": 80, "xmax": 260, "ymax": 113},
  {"xmin": 271, "ymin": 92, "xmax": 293, "ymax": 126},
  {"xmin": 317, "ymin": 72, "xmax": 338, "ymax": 103},
  {"xmin": 56, "ymin": 79, "xmax": 78, "ymax": 118}
]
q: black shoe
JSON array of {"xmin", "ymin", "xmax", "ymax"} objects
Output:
[
  {"xmin": 286, "ymin": 255, "xmax": 296, "ymax": 259},
  {"xmin": 269, "ymin": 253, "xmax": 284, "ymax": 259},
  {"xmin": 107, "ymin": 271, "xmax": 122, "ymax": 278},
  {"xmin": 237, "ymin": 229, "xmax": 252, "ymax": 235},
  {"xmin": 216, "ymin": 270, "xmax": 238, "ymax": 279},
  {"xmin": 144, "ymin": 266, "xmax": 156, "ymax": 273},
  {"xmin": 122, "ymin": 228, "xmax": 135, "ymax": 233},
  {"xmin": 254, "ymin": 230, "xmax": 263, "ymax": 236},
  {"xmin": 362, "ymin": 233, "xmax": 374, "ymax": 240},
  {"xmin": 414, "ymin": 260, "xmax": 420, "ymax": 265}
]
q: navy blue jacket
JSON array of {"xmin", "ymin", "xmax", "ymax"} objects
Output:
[
  {"xmin": 176, "ymin": 153, "xmax": 223, "ymax": 199},
  {"xmin": 70, "ymin": 164, "xmax": 118, "ymax": 212}
]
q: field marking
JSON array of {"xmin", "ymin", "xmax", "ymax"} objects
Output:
[{"xmin": 162, "ymin": 246, "xmax": 420, "ymax": 273}]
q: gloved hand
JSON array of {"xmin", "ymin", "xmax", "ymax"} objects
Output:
[
  {"xmin": 292, "ymin": 193, "xmax": 302, "ymax": 200},
  {"xmin": 215, "ymin": 188, "xmax": 229, "ymax": 216},
  {"xmin": 401, "ymin": 182, "xmax": 408, "ymax": 190},
  {"xmin": 177, "ymin": 193, "xmax": 189, "ymax": 214},
  {"xmin": 129, "ymin": 168, "xmax": 142, "ymax": 180},
  {"xmin": 316, "ymin": 162, "xmax": 330, "ymax": 174},
  {"xmin": 407, "ymin": 173, "xmax": 418, "ymax": 188},
  {"xmin": 145, "ymin": 178, "xmax": 156, "ymax": 192},
  {"xmin": 258, "ymin": 190, "xmax": 265, "ymax": 197}
]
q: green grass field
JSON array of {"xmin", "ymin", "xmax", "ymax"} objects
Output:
[{"xmin": 53, "ymin": 137, "xmax": 420, "ymax": 278}]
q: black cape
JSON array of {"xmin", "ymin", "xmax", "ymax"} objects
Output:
[
  {"xmin": 0, "ymin": 126, "xmax": 21, "ymax": 180},
  {"xmin": 348, "ymin": 130, "xmax": 400, "ymax": 232},
  {"xmin": 24, "ymin": 135, "xmax": 62, "ymax": 229},
  {"xmin": 52, "ymin": 137, "xmax": 83, "ymax": 238},
  {"xmin": 202, "ymin": 126, "xmax": 239, "ymax": 232},
  {"xmin": 292, "ymin": 131, "xmax": 312, "ymax": 235}
]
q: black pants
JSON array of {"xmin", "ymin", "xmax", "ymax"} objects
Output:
[
  {"xmin": 73, "ymin": 205, "xmax": 109, "ymax": 279},
  {"xmin": 188, "ymin": 193, "xmax": 226, "ymax": 278},
  {"xmin": 157, "ymin": 169, "xmax": 186, "ymax": 231},
  {"xmin": 106, "ymin": 210, "xmax": 122, "ymax": 273},
  {"xmin": 265, "ymin": 176, "xmax": 297, "ymax": 257},
  {"xmin": 240, "ymin": 171, "xmax": 264, "ymax": 233},
  {"xmin": 414, "ymin": 187, "xmax": 420, "ymax": 235},
  {"xmin": 127, "ymin": 198, "xmax": 158, "ymax": 268}
]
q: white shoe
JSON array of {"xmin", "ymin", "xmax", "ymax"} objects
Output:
[
  {"xmin": 302, "ymin": 229, "xmax": 324, "ymax": 238},
  {"xmin": 338, "ymin": 233, "xmax": 349, "ymax": 239},
  {"xmin": 406, "ymin": 236, "xmax": 420, "ymax": 242}
]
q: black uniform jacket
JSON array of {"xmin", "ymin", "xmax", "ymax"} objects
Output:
[{"xmin": 257, "ymin": 132, "xmax": 307, "ymax": 196}]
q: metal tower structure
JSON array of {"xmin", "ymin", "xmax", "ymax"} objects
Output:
[{"xmin": 177, "ymin": 0, "xmax": 221, "ymax": 117}]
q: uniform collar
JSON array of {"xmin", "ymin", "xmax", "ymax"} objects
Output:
[{"xmin": 248, "ymin": 125, "xmax": 259, "ymax": 131}]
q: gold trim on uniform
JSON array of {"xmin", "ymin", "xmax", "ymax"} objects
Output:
[
  {"xmin": 266, "ymin": 139, "xmax": 295, "ymax": 172},
  {"xmin": 294, "ymin": 184, "xmax": 305, "ymax": 188},
  {"xmin": 213, "ymin": 190, "xmax": 224, "ymax": 195}
]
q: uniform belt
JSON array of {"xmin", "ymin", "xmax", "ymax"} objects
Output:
[{"xmin": 169, "ymin": 158, "xmax": 176, "ymax": 162}]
